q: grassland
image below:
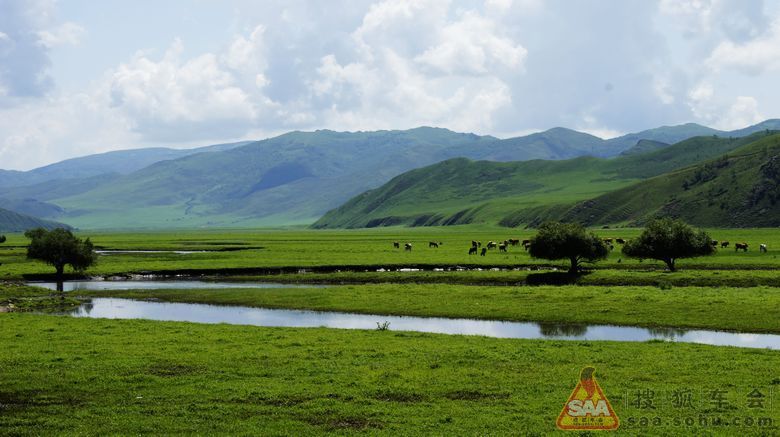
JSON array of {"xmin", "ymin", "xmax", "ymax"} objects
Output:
[
  {"xmin": 2, "ymin": 227, "xmax": 780, "ymax": 435},
  {"xmin": 2, "ymin": 227, "xmax": 780, "ymax": 280},
  {"xmin": 1, "ymin": 314, "xmax": 778, "ymax": 435}
]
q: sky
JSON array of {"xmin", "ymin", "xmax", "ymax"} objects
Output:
[{"xmin": 1, "ymin": 0, "xmax": 780, "ymax": 170}]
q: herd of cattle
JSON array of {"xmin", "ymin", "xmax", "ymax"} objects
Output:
[{"xmin": 393, "ymin": 238, "xmax": 768, "ymax": 254}]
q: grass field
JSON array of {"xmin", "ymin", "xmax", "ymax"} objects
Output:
[
  {"xmin": 2, "ymin": 227, "xmax": 780, "ymax": 435},
  {"xmin": 1, "ymin": 314, "xmax": 778, "ymax": 435}
]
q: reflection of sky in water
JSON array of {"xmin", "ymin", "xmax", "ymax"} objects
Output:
[
  {"xmin": 70, "ymin": 298, "xmax": 780, "ymax": 350},
  {"xmin": 28, "ymin": 281, "xmax": 321, "ymax": 292}
]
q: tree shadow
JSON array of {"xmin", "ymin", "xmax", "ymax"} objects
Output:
[{"xmin": 525, "ymin": 271, "xmax": 591, "ymax": 285}]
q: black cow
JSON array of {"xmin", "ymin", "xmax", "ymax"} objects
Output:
[
  {"xmin": 429, "ymin": 241, "xmax": 440, "ymax": 248},
  {"xmin": 711, "ymin": 240, "xmax": 718, "ymax": 247},
  {"xmin": 404, "ymin": 243, "xmax": 412, "ymax": 251},
  {"xmin": 393, "ymin": 241, "xmax": 400, "ymax": 249},
  {"xmin": 615, "ymin": 238, "xmax": 626, "ymax": 244},
  {"xmin": 480, "ymin": 247, "xmax": 487, "ymax": 256},
  {"xmin": 498, "ymin": 243, "xmax": 507, "ymax": 252},
  {"xmin": 760, "ymin": 243, "xmax": 767, "ymax": 253},
  {"xmin": 721, "ymin": 241, "xmax": 730, "ymax": 248},
  {"xmin": 487, "ymin": 241, "xmax": 497, "ymax": 249},
  {"xmin": 735, "ymin": 242, "xmax": 748, "ymax": 252},
  {"xmin": 468, "ymin": 246, "xmax": 478, "ymax": 255}
]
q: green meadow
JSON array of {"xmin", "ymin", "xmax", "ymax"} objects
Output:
[{"xmin": 1, "ymin": 227, "xmax": 780, "ymax": 435}]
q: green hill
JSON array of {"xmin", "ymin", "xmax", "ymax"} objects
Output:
[
  {"xmin": 313, "ymin": 132, "xmax": 778, "ymax": 229},
  {"xmin": 20, "ymin": 127, "xmax": 634, "ymax": 229},
  {"xmin": 0, "ymin": 208, "xmax": 70, "ymax": 232},
  {"xmin": 561, "ymin": 133, "xmax": 780, "ymax": 227}
]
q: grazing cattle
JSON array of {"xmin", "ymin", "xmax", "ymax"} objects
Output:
[
  {"xmin": 480, "ymin": 247, "xmax": 487, "ymax": 256},
  {"xmin": 711, "ymin": 240, "xmax": 718, "ymax": 247},
  {"xmin": 393, "ymin": 241, "xmax": 400, "ymax": 249},
  {"xmin": 522, "ymin": 239, "xmax": 531, "ymax": 245},
  {"xmin": 721, "ymin": 241, "xmax": 729, "ymax": 248},
  {"xmin": 499, "ymin": 243, "xmax": 507, "ymax": 252},
  {"xmin": 404, "ymin": 243, "xmax": 412, "ymax": 251},
  {"xmin": 760, "ymin": 243, "xmax": 767, "ymax": 253},
  {"xmin": 468, "ymin": 246, "xmax": 478, "ymax": 255},
  {"xmin": 523, "ymin": 241, "xmax": 531, "ymax": 251},
  {"xmin": 615, "ymin": 238, "xmax": 626, "ymax": 244},
  {"xmin": 735, "ymin": 242, "xmax": 748, "ymax": 252},
  {"xmin": 508, "ymin": 238, "xmax": 520, "ymax": 246},
  {"xmin": 603, "ymin": 238, "xmax": 613, "ymax": 245},
  {"xmin": 487, "ymin": 241, "xmax": 497, "ymax": 249},
  {"xmin": 471, "ymin": 240, "xmax": 478, "ymax": 247},
  {"xmin": 429, "ymin": 241, "xmax": 439, "ymax": 248}
]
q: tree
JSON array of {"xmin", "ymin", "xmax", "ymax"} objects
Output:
[
  {"xmin": 0, "ymin": 235, "xmax": 6, "ymax": 244},
  {"xmin": 528, "ymin": 221, "xmax": 609, "ymax": 274},
  {"xmin": 25, "ymin": 228, "xmax": 97, "ymax": 286},
  {"xmin": 622, "ymin": 218, "xmax": 714, "ymax": 271}
]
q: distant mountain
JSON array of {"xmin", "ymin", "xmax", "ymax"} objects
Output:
[
  {"xmin": 605, "ymin": 123, "xmax": 719, "ymax": 151},
  {"xmin": 0, "ymin": 207, "xmax": 70, "ymax": 232},
  {"xmin": 0, "ymin": 140, "xmax": 252, "ymax": 188},
  {"xmin": 561, "ymin": 133, "xmax": 780, "ymax": 227},
  {"xmin": 2, "ymin": 120, "xmax": 779, "ymax": 229},
  {"xmin": 606, "ymin": 119, "xmax": 780, "ymax": 152},
  {"xmin": 463, "ymin": 127, "xmax": 608, "ymax": 160},
  {"xmin": 313, "ymin": 131, "xmax": 778, "ymax": 229}
]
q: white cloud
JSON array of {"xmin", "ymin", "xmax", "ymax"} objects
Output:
[
  {"xmin": 37, "ymin": 22, "xmax": 85, "ymax": 48},
  {"xmin": 706, "ymin": 20, "xmax": 780, "ymax": 74},
  {"xmin": 718, "ymin": 96, "xmax": 764, "ymax": 130},
  {"xmin": 415, "ymin": 11, "xmax": 527, "ymax": 75},
  {"xmin": 107, "ymin": 35, "xmax": 278, "ymax": 141}
]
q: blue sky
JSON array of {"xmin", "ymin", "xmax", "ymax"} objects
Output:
[{"xmin": 1, "ymin": 0, "xmax": 780, "ymax": 170}]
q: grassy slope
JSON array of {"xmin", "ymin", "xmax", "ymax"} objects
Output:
[
  {"xmin": 76, "ymin": 284, "xmax": 780, "ymax": 333},
  {"xmin": 1, "ymin": 314, "xmax": 778, "ymax": 435},
  {"xmin": 0, "ymin": 207, "xmax": 70, "ymax": 232},
  {"xmin": 313, "ymin": 132, "xmax": 776, "ymax": 228},
  {"xmin": 563, "ymin": 133, "xmax": 780, "ymax": 227}
]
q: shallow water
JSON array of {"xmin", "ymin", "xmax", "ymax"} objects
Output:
[
  {"xmin": 29, "ymin": 280, "xmax": 320, "ymax": 292},
  {"xmin": 69, "ymin": 298, "xmax": 780, "ymax": 349}
]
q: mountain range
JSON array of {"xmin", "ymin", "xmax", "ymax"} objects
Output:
[
  {"xmin": 1, "ymin": 119, "xmax": 779, "ymax": 230},
  {"xmin": 314, "ymin": 131, "xmax": 780, "ymax": 229}
]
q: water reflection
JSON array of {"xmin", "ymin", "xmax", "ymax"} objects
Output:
[
  {"xmin": 538, "ymin": 323, "xmax": 588, "ymax": 337},
  {"xmin": 67, "ymin": 298, "xmax": 780, "ymax": 350},
  {"xmin": 647, "ymin": 327, "xmax": 690, "ymax": 339}
]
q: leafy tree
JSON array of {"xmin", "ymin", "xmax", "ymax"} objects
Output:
[
  {"xmin": 622, "ymin": 218, "xmax": 714, "ymax": 271},
  {"xmin": 528, "ymin": 221, "xmax": 609, "ymax": 274},
  {"xmin": 0, "ymin": 235, "xmax": 6, "ymax": 244},
  {"xmin": 25, "ymin": 228, "xmax": 97, "ymax": 283}
]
